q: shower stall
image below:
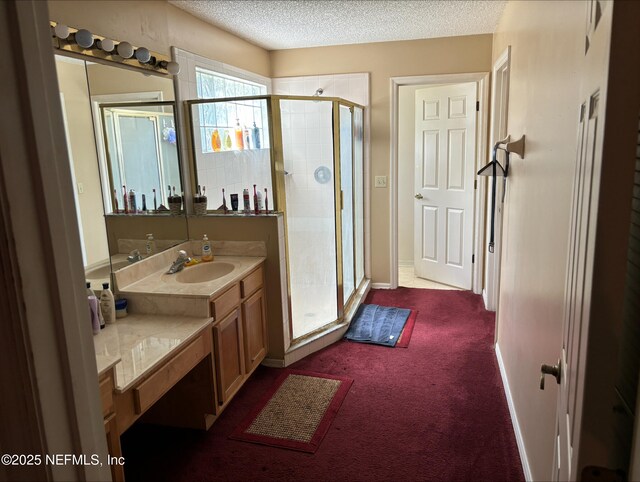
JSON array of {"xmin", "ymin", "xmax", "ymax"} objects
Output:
[{"xmin": 186, "ymin": 95, "xmax": 366, "ymax": 340}]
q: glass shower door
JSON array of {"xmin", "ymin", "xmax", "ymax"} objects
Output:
[{"xmin": 280, "ymin": 99, "xmax": 338, "ymax": 339}]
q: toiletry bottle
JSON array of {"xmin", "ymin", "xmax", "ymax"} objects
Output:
[
  {"xmin": 252, "ymin": 121, "xmax": 261, "ymax": 149},
  {"xmin": 123, "ymin": 185, "xmax": 128, "ymax": 213},
  {"xmin": 256, "ymin": 190, "xmax": 263, "ymax": 212},
  {"xmin": 235, "ymin": 119, "xmax": 244, "ymax": 150},
  {"xmin": 153, "ymin": 188, "xmax": 157, "ymax": 211},
  {"xmin": 97, "ymin": 293, "xmax": 105, "ymax": 329},
  {"xmin": 211, "ymin": 129, "xmax": 221, "ymax": 152},
  {"xmin": 244, "ymin": 127, "xmax": 251, "ymax": 149},
  {"xmin": 243, "ymin": 188, "xmax": 251, "ymax": 213},
  {"xmin": 88, "ymin": 294, "xmax": 100, "ymax": 334},
  {"xmin": 113, "ymin": 189, "xmax": 119, "ymax": 213},
  {"xmin": 128, "ymin": 189, "xmax": 137, "ymax": 213},
  {"xmin": 100, "ymin": 282, "xmax": 116, "ymax": 324},
  {"xmin": 253, "ymin": 184, "xmax": 259, "ymax": 214},
  {"xmin": 87, "ymin": 281, "xmax": 104, "ymax": 333},
  {"xmin": 222, "ymin": 188, "xmax": 228, "ymax": 214},
  {"xmin": 145, "ymin": 233, "xmax": 156, "ymax": 256},
  {"xmin": 224, "ymin": 130, "xmax": 232, "ymax": 150},
  {"xmin": 264, "ymin": 188, "xmax": 269, "ymax": 213},
  {"xmin": 202, "ymin": 234, "xmax": 213, "ymax": 262},
  {"xmin": 142, "ymin": 193, "xmax": 147, "ymax": 212}
]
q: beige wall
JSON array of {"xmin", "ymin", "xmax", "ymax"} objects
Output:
[
  {"xmin": 48, "ymin": 1, "xmax": 271, "ymax": 77},
  {"xmin": 55, "ymin": 58, "xmax": 110, "ymax": 267},
  {"xmin": 271, "ymin": 35, "xmax": 493, "ymax": 283},
  {"xmin": 491, "ymin": 1, "xmax": 585, "ymax": 480}
]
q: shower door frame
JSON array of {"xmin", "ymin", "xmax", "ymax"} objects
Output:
[{"xmin": 184, "ymin": 94, "xmax": 368, "ymax": 343}]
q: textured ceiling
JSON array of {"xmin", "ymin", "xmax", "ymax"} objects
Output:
[{"xmin": 169, "ymin": 0, "xmax": 506, "ymax": 50}]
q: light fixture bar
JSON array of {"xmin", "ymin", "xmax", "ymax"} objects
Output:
[{"xmin": 50, "ymin": 21, "xmax": 180, "ymax": 76}]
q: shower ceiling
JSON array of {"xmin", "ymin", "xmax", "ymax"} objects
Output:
[{"xmin": 169, "ymin": 0, "xmax": 506, "ymax": 50}]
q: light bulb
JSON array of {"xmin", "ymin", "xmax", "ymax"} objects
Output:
[
  {"xmin": 75, "ymin": 29, "xmax": 94, "ymax": 49},
  {"xmin": 135, "ymin": 47, "xmax": 151, "ymax": 63},
  {"xmin": 166, "ymin": 61, "xmax": 181, "ymax": 75},
  {"xmin": 116, "ymin": 41, "xmax": 133, "ymax": 59},
  {"xmin": 99, "ymin": 38, "xmax": 115, "ymax": 52},
  {"xmin": 54, "ymin": 23, "xmax": 70, "ymax": 39}
]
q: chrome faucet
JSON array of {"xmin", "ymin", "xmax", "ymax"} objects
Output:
[
  {"xmin": 127, "ymin": 249, "xmax": 143, "ymax": 264},
  {"xmin": 167, "ymin": 250, "xmax": 190, "ymax": 274}
]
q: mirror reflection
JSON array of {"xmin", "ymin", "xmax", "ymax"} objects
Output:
[
  {"xmin": 54, "ymin": 54, "xmax": 188, "ymax": 289},
  {"xmin": 100, "ymin": 102, "xmax": 181, "ymax": 213}
]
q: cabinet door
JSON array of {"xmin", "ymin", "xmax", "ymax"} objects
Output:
[
  {"xmin": 104, "ymin": 414, "xmax": 124, "ymax": 482},
  {"xmin": 213, "ymin": 308, "xmax": 245, "ymax": 405},
  {"xmin": 241, "ymin": 288, "xmax": 268, "ymax": 374}
]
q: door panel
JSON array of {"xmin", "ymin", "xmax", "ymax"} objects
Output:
[
  {"xmin": 447, "ymin": 129, "xmax": 466, "ymax": 190},
  {"xmin": 422, "ymin": 130, "xmax": 439, "ymax": 188},
  {"xmin": 446, "ymin": 208, "xmax": 464, "ymax": 267},
  {"xmin": 421, "ymin": 206, "xmax": 438, "ymax": 261},
  {"xmin": 414, "ymin": 82, "xmax": 477, "ymax": 289}
]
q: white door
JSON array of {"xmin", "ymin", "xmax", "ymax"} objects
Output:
[
  {"xmin": 413, "ymin": 82, "xmax": 477, "ymax": 289},
  {"xmin": 551, "ymin": 1, "xmax": 611, "ymax": 480}
]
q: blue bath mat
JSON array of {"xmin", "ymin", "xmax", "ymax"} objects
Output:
[{"xmin": 344, "ymin": 304, "xmax": 412, "ymax": 347}]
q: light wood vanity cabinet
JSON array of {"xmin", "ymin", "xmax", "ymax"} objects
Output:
[
  {"xmin": 213, "ymin": 308, "xmax": 245, "ymax": 404},
  {"xmin": 99, "ymin": 369, "xmax": 124, "ymax": 482},
  {"xmin": 210, "ymin": 263, "xmax": 267, "ymax": 409},
  {"xmin": 242, "ymin": 288, "xmax": 268, "ymax": 374}
]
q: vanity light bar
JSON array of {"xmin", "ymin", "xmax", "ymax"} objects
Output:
[{"xmin": 50, "ymin": 21, "xmax": 180, "ymax": 76}]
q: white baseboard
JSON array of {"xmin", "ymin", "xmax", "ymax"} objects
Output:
[
  {"xmin": 371, "ymin": 283, "xmax": 392, "ymax": 289},
  {"xmin": 495, "ymin": 343, "xmax": 533, "ymax": 482},
  {"xmin": 482, "ymin": 288, "xmax": 490, "ymax": 310},
  {"xmin": 398, "ymin": 260, "xmax": 413, "ymax": 268}
]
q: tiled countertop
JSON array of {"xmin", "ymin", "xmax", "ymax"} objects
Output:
[{"xmin": 93, "ymin": 314, "xmax": 212, "ymax": 391}]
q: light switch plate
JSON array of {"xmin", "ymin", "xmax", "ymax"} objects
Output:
[
  {"xmin": 77, "ymin": 182, "xmax": 84, "ymax": 194},
  {"xmin": 374, "ymin": 176, "xmax": 387, "ymax": 188}
]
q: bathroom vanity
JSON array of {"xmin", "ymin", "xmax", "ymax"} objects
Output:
[{"xmin": 94, "ymin": 246, "xmax": 267, "ymax": 481}]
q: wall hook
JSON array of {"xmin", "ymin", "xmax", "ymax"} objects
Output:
[{"xmin": 505, "ymin": 135, "xmax": 525, "ymax": 159}]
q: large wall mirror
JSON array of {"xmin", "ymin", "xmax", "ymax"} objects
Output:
[{"xmin": 54, "ymin": 54, "xmax": 188, "ymax": 289}]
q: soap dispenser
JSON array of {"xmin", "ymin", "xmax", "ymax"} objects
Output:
[
  {"xmin": 145, "ymin": 233, "xmax": 156, "ymax": 256},
  {"xmin": 202, "ymin": 234, "xmax": 213, "ymax": 262}
]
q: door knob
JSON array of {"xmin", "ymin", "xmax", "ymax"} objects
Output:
[
  {"xmin": 540, "ymin": 359, "xmax": 561, "ymax": 390},
  {"xmin": 415, "ymin": 193, "xmax": 424, "ymax": 199}
]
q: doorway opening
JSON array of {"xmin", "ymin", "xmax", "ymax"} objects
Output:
[
  {"xmin": 484, "ymin": 46, "xmax": 511, "ymax": 313},
  {"xmin": 391, "ymin": 73, "xmax": 489, "ymax": 292}
]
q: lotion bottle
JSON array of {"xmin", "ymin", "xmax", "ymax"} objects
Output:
[
  {"xmin": 145, "ymin": 233, "xmax": 156, "ymax": 256},
  {"xmin": 202, "ymin": 234, "xmax": 213, "ymax": 262},
  {"xmin": 100, "ymin": 282, "xmax": 116, "ymax": 324}
]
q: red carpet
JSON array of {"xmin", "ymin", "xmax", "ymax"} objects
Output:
[
  {"xmin": 229, "ymin": 369, "xmax": 353, "ymax": 453},
  {"xmin": 121, "ymin": 288, "xmax": 524, "ymax": 482},
  {"xmin": 396, "ymin": 309, "xmax": 418, "ymax": 347}
]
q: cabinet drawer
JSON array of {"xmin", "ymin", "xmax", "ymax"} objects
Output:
[
  {"xmin": 211, "ymin": 283, "xmax": 240, "ymax": 320},
  {"xmin": 241, "ymin": 265, "xmax": 263, "ymax": 298},
  {"xmin": 99, "ymin": 372, "xmax": 114, "ymax": 418},
  {"xmin": 134, "ymin": 331, "xmax": 209, "ymax": 414}
]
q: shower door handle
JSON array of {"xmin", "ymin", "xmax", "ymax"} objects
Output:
[{"xmin": 415, "ymin": 193, "xmax": 423, "ymax": 200}]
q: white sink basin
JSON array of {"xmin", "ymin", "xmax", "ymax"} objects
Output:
[{"xmin": 171, "ymin": 262, "xmax": 235, "ymax": 284}]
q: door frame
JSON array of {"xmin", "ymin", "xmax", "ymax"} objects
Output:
[
  {"xmin": 485, "ymin": 46, "xmax": 511, "ymax": 317},
  {"xmin": 390, "ymin": 72, "xmax": 490, "ymax": 292}
]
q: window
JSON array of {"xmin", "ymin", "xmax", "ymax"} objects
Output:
[{"xmin": 195, "ymin": 67, "xmax": 268, "ymax": 154}]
